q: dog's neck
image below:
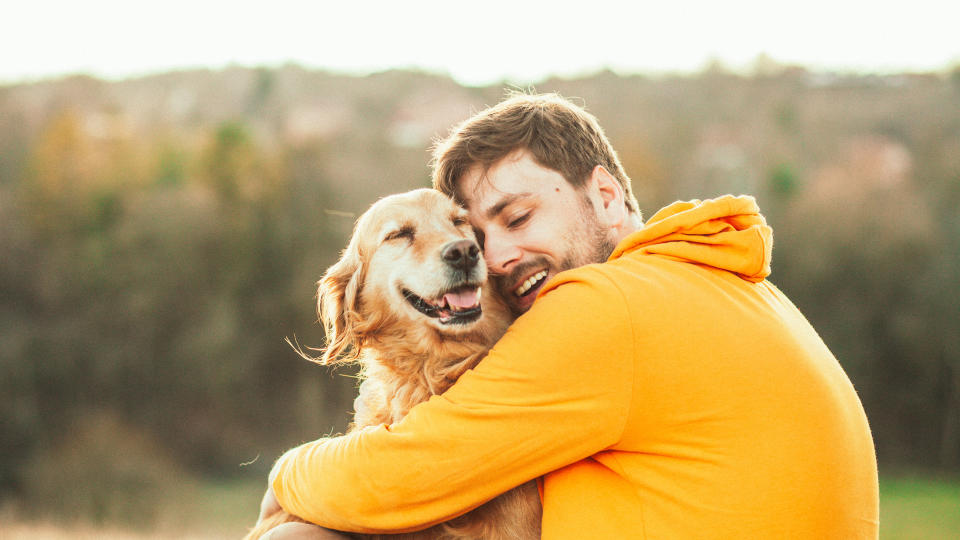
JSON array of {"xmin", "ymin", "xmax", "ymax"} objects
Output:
[
  {"xmin": 348, "ymin": 290, "xmax": 512, "ymax": 428},
  {"xmin": 366, "ymin": 330, "xmax": 490, "ymax": 386},
  {"xmin": 352, "ymin": 318, "xmax": 506, "ymax": 426}
]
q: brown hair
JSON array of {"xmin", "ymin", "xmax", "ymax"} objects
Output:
[{"xmin": 431, "ymin": 91, "xmax": 639, "ymax": 215}]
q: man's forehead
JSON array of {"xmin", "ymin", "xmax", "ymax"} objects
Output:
[
  {"xmin": 459, "ymin": 180, "xmax": 534, "ymax": 221},
  {"xmin": 458, "ymin": 156, "xmax": 537, "ymax": 218}
]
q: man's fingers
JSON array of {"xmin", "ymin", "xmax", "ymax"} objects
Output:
[
  {"xmin": 263, "ymin": 523, "xmax": 352, "ymax": 539},
  {"xmin": 258, "ymin": 486, "xmax": 282, "ymax": 522}
]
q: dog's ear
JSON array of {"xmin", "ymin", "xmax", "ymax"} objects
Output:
[{"xmin": 317, "ymin": 241, "xmax": 365, "ymax": 365}]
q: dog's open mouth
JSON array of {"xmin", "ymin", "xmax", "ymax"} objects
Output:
[{"xmin": 403, "ymin": 284, "xmax": 483, "ymax": 325}]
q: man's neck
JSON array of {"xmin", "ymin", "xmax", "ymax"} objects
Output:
[{"xmin": 614, "ymin": 212, "xmax": 643, "ymax": 244}]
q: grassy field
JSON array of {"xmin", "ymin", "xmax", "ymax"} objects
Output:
[
  {"xmin": 879, "ymin": 473, "xmax": 960, "ymax": 540},
  {"xmin": 0, "ymin": 478, "xmax": 265, "ymax": 539},
  {"xmin": 1, "ymin": 473, "xmax": 957, "ymax": 538}
]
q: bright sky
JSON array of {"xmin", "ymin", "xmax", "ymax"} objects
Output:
[{"xmin": 2, "ymin": 0, "xmax": 958, "ymax": 86}]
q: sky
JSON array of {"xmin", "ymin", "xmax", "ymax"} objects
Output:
[{"xmin": 2, "ymin": 0, "xmax": 958, "ymax": 86}]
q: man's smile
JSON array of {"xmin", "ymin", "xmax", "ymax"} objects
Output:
[{"xmin": 514, "ymin": 269, "xmax": 548, "ymax": 297}]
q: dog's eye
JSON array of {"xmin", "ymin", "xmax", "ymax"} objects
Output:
[
  {"xmin": 384, "ymin": 227, "xmax": 415, "ymax": 243},
  {"xmin": 452, "ymin": 216, "xmax": 467, "ymax": 227}
]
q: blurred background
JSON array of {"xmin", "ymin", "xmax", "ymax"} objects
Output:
[{"xmin": 1, "ymin": 1, "xmax": 958, "ymax": 538}]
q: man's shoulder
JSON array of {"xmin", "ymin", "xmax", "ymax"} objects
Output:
[
  {"xmin": 539, "ymin": 261, "xmax": 625, "ymax": 298},
  {"xmin": 531, "ymin": 261, "xmax": 647, "ymax": 327},
  {"xmin": 537, "ymin": 252, "xmax": 712, "ymax": 322},
  {"xmin": 543, "ymin": 251, "xmax": 674, "ymax": 295},
  {"xmin": 506, "ymin": 263, "xmax": 639, "ymax": 363}
]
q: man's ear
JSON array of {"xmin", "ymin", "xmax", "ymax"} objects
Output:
[{"xmin": 589, "ymin": 165, "xmax": 628, "ymax": 228}]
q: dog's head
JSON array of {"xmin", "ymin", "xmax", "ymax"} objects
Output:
[{"xmin": 317, "ymin": 188, "xmax": 505, "ymax": 365}]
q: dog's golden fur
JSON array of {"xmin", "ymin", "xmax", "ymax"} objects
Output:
[{"xmin": 246, "ymin": 189, "xmax": 541, "ymax": 540}]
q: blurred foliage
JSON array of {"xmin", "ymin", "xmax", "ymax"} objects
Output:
[
  {"xmin": 879, "ymin": 474, "xmax": 960, "ymax": 539},
  {"xmin": 19, "ymin": 411, "xmax": 180, "ymax": 526},
  {"xmin": 0, "ymin": 65, "xmax": 959, "ymax": 526},
  {"xmin": 767, "ymin": 161, "xmax": 799, "ymax": 196}
]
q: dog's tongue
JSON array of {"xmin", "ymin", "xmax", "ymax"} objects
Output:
[{"xmin": 443, "ymin": 288, "xmax": 480, "ymax": 309}]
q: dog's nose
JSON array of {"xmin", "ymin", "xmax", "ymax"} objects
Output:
[{"xmin": 442, "ymin": 239, "xmax": 480, "ymax": 271}]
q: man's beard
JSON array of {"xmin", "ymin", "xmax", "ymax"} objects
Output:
[{"xmin": 494, "ymin": 198, "xmax": 617, "ymax": 316}]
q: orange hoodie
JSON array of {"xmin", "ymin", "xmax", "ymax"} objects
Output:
[{"xmin": 272, "ymin": 195, "xmax": 879, "ymax": 539}]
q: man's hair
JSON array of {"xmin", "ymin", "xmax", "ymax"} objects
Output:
[{"xmin": 431, "ymin": 92, "xmax": 640, "ymax": 215}]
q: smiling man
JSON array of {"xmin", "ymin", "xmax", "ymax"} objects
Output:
[
  {"xmin": 262, "ymin": 93, "xmax": 880, "ymax": 539},
  {"xmin": 457, "ymin": 152, "xmax": 622, "ymax": 316}
]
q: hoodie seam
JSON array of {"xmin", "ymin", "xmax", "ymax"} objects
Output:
[{"xmin": 751, "ymin": 225, "xmax": 768, "ymax": 279}]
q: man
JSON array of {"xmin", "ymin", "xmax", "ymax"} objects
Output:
[{"xmin": 260, "ymin": 93, "xmax": 879, "ymax": 538}]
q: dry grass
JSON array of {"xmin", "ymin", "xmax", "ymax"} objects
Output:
[
  {"xmin": 0, "ymin": 522, "xmax": 210, "ymax": 540},
  {"xmin": 0, "ymin": 476, "xmax": 264, "ymax": 540},
  {"xmin": 879, "ymin": 473, "xmax": 960, "ymax": 540}
]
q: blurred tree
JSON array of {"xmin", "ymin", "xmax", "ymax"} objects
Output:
[
  {"xmin": 21, "ymin": 110, "xmax": 89, "ymax": 230},
  {"xmin": 154, "ymin": 144, "xmax": 187, "ymax": 187},
  {"xmin": 201, "ymin": 121, "xmax": 255, "ymax": 201},
  {"xmin": 768, "ymin": 162, "xmax": 799, "ymax": 197},
  {"xmin": 247, "ymin": 67, "xmax": 276, "ymax": 114}
]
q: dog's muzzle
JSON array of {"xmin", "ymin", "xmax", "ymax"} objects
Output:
[{"xmin": 403, "ymin": 284, "xmax": 484, "ymax": 325}]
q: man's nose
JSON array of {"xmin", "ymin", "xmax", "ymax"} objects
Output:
[
  {"xmin": 441, "ymin": 239, "xmax": 480, "ymax": 271},
  {"xmin": 482, "ymin": 236, "xmax": 522, "ymax": 275}
]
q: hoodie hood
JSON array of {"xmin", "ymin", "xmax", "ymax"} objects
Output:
[{"xmin": 610, "ymin": 195, "xmax": 773, "ymax": 282}]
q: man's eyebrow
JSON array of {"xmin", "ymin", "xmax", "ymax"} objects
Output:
[{"xmin": 484, "ymin": 192, "xmax": 532, "ymax": 220}]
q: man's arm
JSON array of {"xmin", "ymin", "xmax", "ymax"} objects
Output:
[{"xmin": 272, "ymin": 269, "xmax": 636, "ymax": 533}]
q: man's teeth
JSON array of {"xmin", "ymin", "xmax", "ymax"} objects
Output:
[{"xmin": 514, "ymin": 270, "xmax": 548, "ymax": 296}]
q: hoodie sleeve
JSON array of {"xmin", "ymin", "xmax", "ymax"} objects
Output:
[{"xmin": 271, "ymin": 269, "xmax": 636, "ymax": 533}]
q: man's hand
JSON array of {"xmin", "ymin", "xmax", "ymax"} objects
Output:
[
  {"xmin": 256, "ymin": 478, "xmax": 351, "ymax": 539},
  {"xmin": 258, "ymin": 483, "xmax": 282, "ymax": 523},
  {"xmin": 263, "ymin": 523, "xmax": 351, "ymax": 539},
  {"xmin": 260, "ymin": 450, "xmax": 290, "ymax": 522}
]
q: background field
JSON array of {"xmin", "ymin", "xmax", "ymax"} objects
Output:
[
  {"xmin": 879, "ymin": 474, "xmax": 960, "ymax": 539},
  {"xmin": 1, "ymin": 474, "xmax": 957, "ymax": 538},
  {"xmin": 2, "ymin": 64, "xmax": 959, "ymax": 536}
]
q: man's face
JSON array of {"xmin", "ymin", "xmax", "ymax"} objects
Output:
[{"xmin": 457, "ymin": 150, "xmax": 617, "ymax": 316}]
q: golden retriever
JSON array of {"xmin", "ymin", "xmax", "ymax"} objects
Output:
[{"xmin": 246, "ymin": 188, "xmax": 542, "ymax": 540}]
